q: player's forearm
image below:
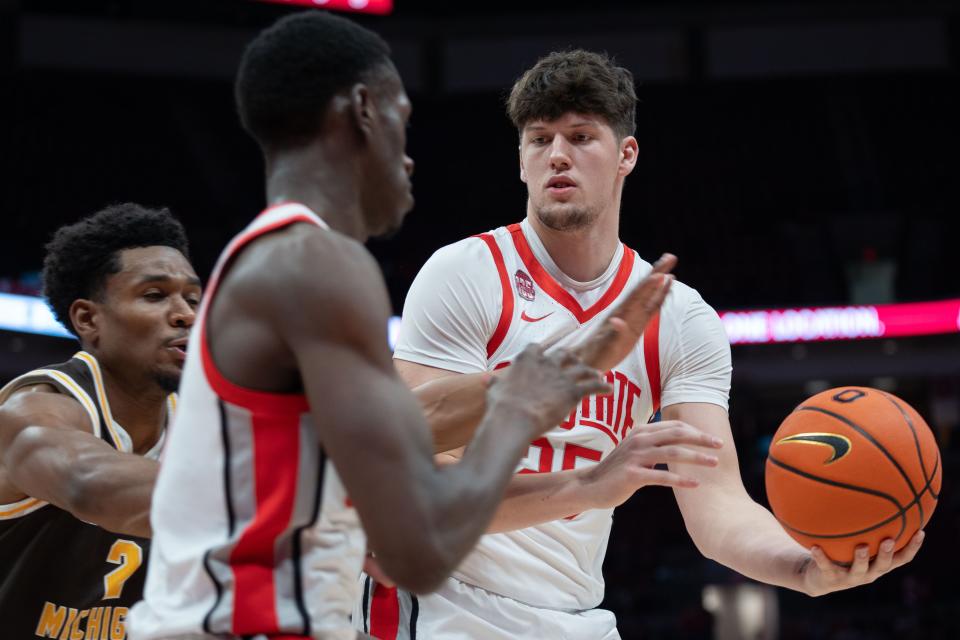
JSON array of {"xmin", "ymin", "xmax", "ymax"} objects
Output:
[
  {"xmin": 6, "ymin": 425, "xmax": 156, "ymax": 537},
  {"xmin": 426, "ymin": 405, "xmax": 542, "ymax": 563},
  {"xmin": 413, "ymin": 372, "xmax": 491, "ymax": 452},
  {"xmin": 687, "ymin": 494, "xmax": 812, "ymax": 594},
  {"xmin": 367, "ymin": 402, "xmax": 540, "ymax": 594},
  {"xmin": 486, "ymin": 469, "xmax": 595, "ymax": 533}
]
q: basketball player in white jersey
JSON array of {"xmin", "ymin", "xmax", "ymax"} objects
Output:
[
  {"xmin": 358, "ymin": 50, "xmax": 925, "ymax": 639},
  {"xmin": 128, "ymin": 15, "xmax": 645, "ymax": 640}
]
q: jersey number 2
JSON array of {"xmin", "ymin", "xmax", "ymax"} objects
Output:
[{"xmin": 103, "ymin": 540, "xmax": 143, "ymax": 600}]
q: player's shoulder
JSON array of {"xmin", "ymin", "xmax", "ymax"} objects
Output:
[
  {"xmin": 411, "ymin": 230, "xmax": 508, "ymax": 291},
  {"xmin": 238, "ymin": 223, "xmax": 380, "ymax": 299},
  {"xmin": 424, "ymin": 231, "xmax": 505, "ymax": 270},
  {"xmin": 630, "ymin": 252, "xmax": 715, "ymax": 320}
]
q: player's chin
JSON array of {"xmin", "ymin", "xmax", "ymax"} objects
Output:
[{"xmin": 153, "ymin": 367, "xmax": 182, "ymax": 394}]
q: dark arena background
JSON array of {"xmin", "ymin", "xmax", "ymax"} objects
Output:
[{"xmin": 3, "ymin": 1, "xmax": 959, "ymax": 638}]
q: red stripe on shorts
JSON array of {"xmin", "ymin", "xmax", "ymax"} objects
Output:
[{"xmin": 370, "ymin": 583, "xmax": 400, "ymax": 639}]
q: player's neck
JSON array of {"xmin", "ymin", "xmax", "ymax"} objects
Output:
[
  {"xmin": 525, "ymin": 207, "xmax": 621, "ymax": 282},
  {"xmin": 98, "ymin": 365, "xmax": 167, "ymax": 454},
  {"xmin": 264, "ymin": 146, "xmax": 369, "ymax": 241}
]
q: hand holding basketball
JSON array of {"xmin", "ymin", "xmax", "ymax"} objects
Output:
[
  {"xmin": 801, "ymin": 530, "xmax": 925, "ymax": 596},
  {"xmin": 765, "ymin": 386, "xmax": 939, "ymax": 593}
]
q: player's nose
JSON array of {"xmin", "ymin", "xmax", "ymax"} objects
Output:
[
  {"xmin": 170, "ymin": 296, "xmax": 197, "ymax": 328},
  {"xmin": 549, "ymin": 138, "xmax": 571, "ymax": 171},
  {"xmin": 404, "ymin": 155, "xmax": 414, "ymax": 178}
]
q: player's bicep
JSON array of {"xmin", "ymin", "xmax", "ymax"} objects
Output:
[
  {"xmin": 664, "ymin": 403, "xmax": 750, "ymax": 515},
  {"xmin": 0, "ymin": 391, "xmax": 116, "ymax": 502},
  {"xmin": 660, "ymin": 292, "xmax": 732, "ymax": 410},
  {"xmin": 294, "ymin": 341, "xmax": 436, "ymax": 541},
  {"xmin": 395, "ymin": 359, "xmax": 462, "ymax": 389}
]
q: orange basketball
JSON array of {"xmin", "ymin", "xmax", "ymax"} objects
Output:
[{"xmin": 765, "ymin": 387, "xmax": 941, "ymax": 564}]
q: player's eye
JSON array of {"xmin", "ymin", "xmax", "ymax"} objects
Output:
[{"xmin": 144, "ymin": 290, "xmax": 165, "ymax": 301}]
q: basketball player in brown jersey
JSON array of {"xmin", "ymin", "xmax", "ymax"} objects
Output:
[{"xmin": 0, "ymin": 204, "xmax": 199, "ymax": 638}]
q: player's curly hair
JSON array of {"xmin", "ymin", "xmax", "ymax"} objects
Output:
[
  {"xmin": 235, "ymin": 10, "xmax": 392, "ymax": 150},
  {"xmin": 506, "ymin": 49, "xmax": 637, "ymax": 140},
  {"xmin": 42, "ymin": 203, "xmax": 190, "ymax": 337}
]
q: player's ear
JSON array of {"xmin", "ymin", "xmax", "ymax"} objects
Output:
[
  {"xmin": 618, "ymin": 135, "xmax": 638, "ymax": 178},
  {"xmin": 70, "ymin": 299, "xmax": 100, "ymax": 347},
  {"xmin": 347, "ymin": 83, "xmax": 377, "ymax": 139},
  {"xmin": 518, "ymin": 144, "xmax": 527, "ymax": 183}
]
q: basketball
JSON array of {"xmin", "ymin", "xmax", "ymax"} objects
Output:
[{"xmin": 765, "ymin": 387, "xmax": 941, "ymax": 564}]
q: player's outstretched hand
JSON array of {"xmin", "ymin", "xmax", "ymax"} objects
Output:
[
  {"xmin": 580, "ymin": 420, "xmax": 724, "ymax": 509},
  {"xmin": 576, "ymin": 253, "xmax": 676, "ymax": 373},
  {"xmin": 802, "ymin": 531, "xmax": 925, "ymax": 596},
  {"xmin": 490, "ymin": 344, "xmax": 612, "ymax": 438}
]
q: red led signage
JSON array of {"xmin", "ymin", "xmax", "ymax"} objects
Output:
[{"xmin": 255, "ymin": 0, "xmax": 393, "ymax": 15}]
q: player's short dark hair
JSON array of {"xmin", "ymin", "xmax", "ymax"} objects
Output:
[
  {"xmin": 506, "ymin": 49, "xmax": 637, "ymax": 140},
  {"xmin": 42, "ymin": 203, "xmax": 190, "ymax": 337},
  {"xmin": 235, "ymin": 10, "xmax": 393, "ymax": 150}
]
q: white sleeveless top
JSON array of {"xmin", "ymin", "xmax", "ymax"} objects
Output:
[
  {"xmin": 393, "ymin": 219, "xmax": 731, "ymax": 610},
  {"xmin": 129, "ymin": 203, "xmax": 365, "ymax": 639}
]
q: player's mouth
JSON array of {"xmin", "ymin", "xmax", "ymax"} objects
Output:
[
  {"xmin": 165, "ymin": 336, "xmax": 189, "ymax": 362},
  {"xmin": 546, "ymin": 175, "xmax": 577, "ymax": 196}
]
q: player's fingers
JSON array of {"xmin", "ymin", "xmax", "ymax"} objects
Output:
[
  {"xmin": 636, "ymin": 467, "xmax": 699, "ymax": 489},
  {"xmin": 641, "ymin": 445, "xmax": 719, "ymax": 467},
  {"xmin": 515, "ymin": 342, "xmax": 545, "ymax": 364},
  {"xmin": 849, "ymin": 545, "xmax": 870, "ymax": 577},
  {"xmin": 614, "ymin": 272, "xmax": 665, "ymax": 315},
  {"xmin": 641, "ymin": 424, "xmax": 724, "ymax": 449},
  {"xmin": 809, "ymin": 545, "xmax": 838, "ymax": 578},
  {"xmin": 544, "ymin": 346, "xmax": 579, "ymax": 368},
  {"xmin": 565, "ymin": 362, "xmax": 604, "ymax": 381},
  {"xmin": 651, "ymin": 253, "xmax": 678, "ymax": 275},
  {"xmin": 870, "ymin": 538, "xmax": 896, "ymax": 574},
  {"xmin": 540, "ymin": 323, "xmax": 578, "ymax": 352},
  {"xmin": 575, "ymin": 379, "xmax": 613, "ymax": 399},
  {"xmin": 889, "ymin": 530, "xmax": 924, "ymax": 569}
]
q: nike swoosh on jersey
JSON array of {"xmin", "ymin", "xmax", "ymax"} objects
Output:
[{"xmin": 520, "ymin": 311, "xmax": 554, "ymax": 322}]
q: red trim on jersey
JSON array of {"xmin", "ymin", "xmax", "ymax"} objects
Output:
[
  {"xmin": 506, "ymin": 223, "xmax": 635, "ymax": 324},
  {"xmin": 643, "ymin": 313, "xmax": 662, "ymax": 416},
  {"xmin": 473, "ymin": 234, "xmax": 515, "ymax": 359},
  {"xmin": 370, "ymin": 583, "xmax": 400, "ymax": 639},
  {"xmin": 579, "ymin": 419, "xmax": 620, "ymax": 446},
  {"xmin": 230, "ymin": 411, "xmax": 302, "ymax": 633},
  {"xmin": 199, "ymin": 212, "xmax": 317, "ymax": 414}
]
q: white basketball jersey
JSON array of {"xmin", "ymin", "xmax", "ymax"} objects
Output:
[
  {"xmin": 129, "ymin": 203, "xmax": 365, "ymax": 640},
  {"xmin": 393, "ymin": 220, "xmax": 731, "ymax": 611}
]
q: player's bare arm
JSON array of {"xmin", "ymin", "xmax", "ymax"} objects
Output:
[
  {"xmin": 210, "ymin": 225, "xmax": 609, "ymax": 594},
  {"xmin": 409, "ymin": 254, "xmax": 677, "ymax": 453},
  {"xmin": 398, "ymin": 363, "xmax": 724, "ymax": 534},
  {"xmin": 664, "ymin": 401, "xmax": 924, "ymax": 596},
  {"xmin": 0, "ymin": 385, "xmax": 157, "ymax": 537}
]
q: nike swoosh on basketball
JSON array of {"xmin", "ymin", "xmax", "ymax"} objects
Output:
[
  {"xmin": 521, "ymin": 311, "xmax": 554, "ymax": 322},
  {"xmin": 776, "ymin": 433, "xmax": 851, "ymax": 464}
]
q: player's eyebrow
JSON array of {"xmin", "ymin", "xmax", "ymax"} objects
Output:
[
  {"xmin": 525, "ymin": 120, "xmax": 600, "ymax": 132},
  {"xmin": 136, "ymin": 274, "xmax": 202, "ymax": 287}
]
